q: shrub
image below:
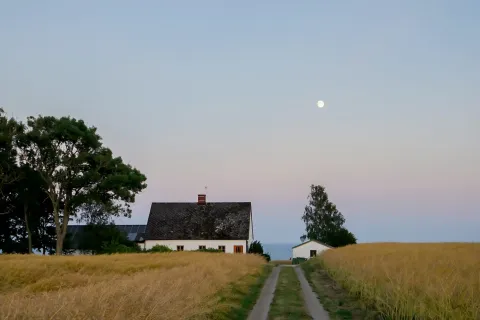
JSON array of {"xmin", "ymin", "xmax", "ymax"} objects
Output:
[
  {"xmin": 101, "ymin": 241, "xmax": 140, "ymax": 254},
  {"xmin": 292, "ymin": 257, "xmax": 307, "ymax": 265},
  {"xmin": 248, "ymin": 241, "xmax": 264, "ymax": 254},
  {"xmin": 248, "ymin": 240, "xmax": 269, "ymax": 261},
  {"xmin": 262, "ymin": 252, "xmax": 271, "ymax": 262},
  {"xmin": 195, "ymin": 248, "xmax": 223, "ymax": 253},
  {"xmin": 148, "ymin": 245, "xmax": 173, "ymax": 253}
]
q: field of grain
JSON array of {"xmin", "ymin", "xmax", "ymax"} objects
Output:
[
  {"xmin": 0, "ymin": 252, "xmax": 266, "ymax": 320},
  {"xmin": 316, "ymin": 243, "xmax": 480, "ymax": 320}
]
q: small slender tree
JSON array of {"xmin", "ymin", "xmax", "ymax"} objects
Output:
[{"xmin": 301, "ymin": 184, "xmax": 357, "ymax": 247}]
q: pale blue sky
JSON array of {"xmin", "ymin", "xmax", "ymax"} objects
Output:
[{"xmin": 1, "ymin": 1, "xmax": 478, "ymax": 244}]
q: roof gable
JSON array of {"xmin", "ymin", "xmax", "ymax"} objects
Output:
[
  {"xmin": 292, "ymin": 239, "xmax": 333, "ymax": 249},
  {"xmin": 145, "ymin": 202, "xmax": 251, "ymax": 240}
]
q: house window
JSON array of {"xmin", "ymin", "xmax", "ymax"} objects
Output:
[
  {"xmin": 234, "ymin": 245, "xmax": 244, "ymax": 254},
  {"xmin": 177, "ymin": 245, "xmax": 184, "ymax": 251},
  {"xmin": 199, "ymin": 245, "xmax": 206, "ymax": 250},
  {"xmin": 310, "ymin": 250, "xmax": 317, "ymax": 258},
  {"xmin": 218, "ymin": 245, "xmax": 226, "ymax": 252}
]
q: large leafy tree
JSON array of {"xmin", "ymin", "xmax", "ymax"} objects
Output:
[
  {"xmin": 301, "ymin": 184, "xmax": 357, "ymax": 248},
  {"xmin": 5, "ymin": 166, "xmax": 58, "ymax": 254},
  {"xmin": 76, "ymin": 202, "xmax": 117, "ymax": 225},
  {"xmin": 0, "ymin": 109, "xmax": 22, "ymax": 210},
  {"xmin": 0, "ymin": 175, "xmax": 53, "ymax": 254},
  {"xmin": 0, "ymin": 109, "xmax": 23, "ymax": 253},
  {"xmin": 34, "ymin": 206, "xmax": 57, "ymax": 255},
  {"xmin": 0, "ymin": 181, "xmax": 56, "ymax": 254},
  {"xmin": 17, "ymin": 115, "xmax": 147, "ymax": 254},
  {"xmin": 13, "ymin": 165, "xmax": 55, "ymax": 254}
]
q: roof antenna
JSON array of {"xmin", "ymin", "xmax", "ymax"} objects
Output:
[{"xmin": 205, "ymin": 185, "xmax": 208, "ymax": 196}]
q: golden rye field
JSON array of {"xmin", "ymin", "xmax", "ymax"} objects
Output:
[
  {"xmin": 317, "ymin": 243, "xmax": 480, "ymax": 320},
  {"xmin": 0, "ymin": 252, "xmax": 266, "ymax": 320}
]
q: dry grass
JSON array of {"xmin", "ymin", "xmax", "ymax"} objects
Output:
[
  {"xmin": 0, "ymin": 252, "xmax": 266, "ymax": 320},
  {"xmin": 317, "ymin": 243, "xmax": 480, "ymax": 320}
]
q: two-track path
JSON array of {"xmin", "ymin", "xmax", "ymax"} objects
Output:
[
  {"xmin": 247, "ymin": 265, "xmax": 329, "ymax": 320},
  {"xmin": 247, "ymin": 266, "xmax": 281, "ymax": 320}
]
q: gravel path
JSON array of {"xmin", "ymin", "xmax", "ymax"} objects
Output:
[
  {"xmin": 295, "ymin": 266, "xmax": 330, "ymax": 320},
  {"xmin": 247, "ymin": 265, "xmax": 329, "ymax": 320},
  {"xmin": 247, "ymin": 266, "xmax": 280, "ymax": 320}
]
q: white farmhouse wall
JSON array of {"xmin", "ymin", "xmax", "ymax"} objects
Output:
[
  {"xmin": 144, "ymin": 239, "xmax": 248, "ymax": 254},
  {"xmin": 292, "ymin": 241, "xmax": 331, "ymax": 259},
  {"xmin": 248, "ymin": 211, "xmax": 254, "ymax": 244}
]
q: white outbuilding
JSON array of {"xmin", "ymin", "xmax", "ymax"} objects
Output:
[{"xmin": 292, "ymin": 240, "xmax": 332, "ymax": 259}]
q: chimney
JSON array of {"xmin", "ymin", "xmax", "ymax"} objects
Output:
[{"xmin": 197, "ymin": 194, "xmax": 206, "ymax": 205}]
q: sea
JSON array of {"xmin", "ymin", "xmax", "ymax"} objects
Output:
[{"xmin": 262, "ymin": 243, "xmax": 296, "ymax": 260}]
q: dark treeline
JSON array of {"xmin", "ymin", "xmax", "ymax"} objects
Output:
[{"xmin": 0, "ymin": 109, "xmax": 147, "ymax": 255}]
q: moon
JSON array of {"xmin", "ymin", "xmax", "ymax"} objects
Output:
[{"xmin": 317, "ymin": 100, "xmax": 325, "ymax": 108}]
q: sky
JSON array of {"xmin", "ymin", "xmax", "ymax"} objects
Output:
[{"xmin": 0, "ymin": 1, "xmax": 478, "ymax": 244}]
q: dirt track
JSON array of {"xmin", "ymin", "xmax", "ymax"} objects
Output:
[{"xmin": 247, "ymin": 265, "xmax": 329, "ymax": 320}]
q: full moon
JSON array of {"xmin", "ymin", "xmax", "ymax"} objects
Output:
[{"xmin": 317, "ymin": 100, "xmax": 325, "ymax": 108}]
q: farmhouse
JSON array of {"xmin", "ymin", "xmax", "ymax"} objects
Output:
[
  {"xmin": 66, "ymin": 194, "xmax": 254, "ymax": 254},
  {"xmin": 143, "ymin": 194, "xmax": 254, "ymax": 253},
  {"xmin": 292, "ymin": 240, "xmax": 332, "ymax": 259}
]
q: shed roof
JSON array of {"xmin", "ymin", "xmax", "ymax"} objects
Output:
[
  {"xmin": 145, "ymin": 202, "xmax": 252, "ymax": 240},
  {"xmin": 66, "ymin": 224, "xmax": 147, "ymax": 249},
  {"xmin": 292, "ymin": 239, "xmax": 333, "ymax": 249}
]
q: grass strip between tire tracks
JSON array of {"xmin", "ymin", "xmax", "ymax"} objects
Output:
[
  {"xmin": 268, "ymin": 267, "xmax": 310, "ymax": 320},
  {"xmin": 199, "ymin": 264, "xmax": 274, "ymax": 320}
]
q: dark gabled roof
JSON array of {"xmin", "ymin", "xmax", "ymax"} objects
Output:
[
  {"xmin": 292, "ymin": 240, "xmax": 333, "ymax": 249},
  {"xmin": 66, "ymin": 224, "xmax": 147, "ymax": 249},
  {"xmin": 145, "ymin": 202, "xmax": 251, "ymax": 240}
]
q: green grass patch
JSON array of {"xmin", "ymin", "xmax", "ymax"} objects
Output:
[
  {"xmin": 270, "ymin": 260, "xmax": 292, "ymax": 266},
  {"xmin": 301, "ymin": 258, "xmax": 380, "ymax": 320},
  {"xmin": 200, "ymin": 264, "xmax": 273, "ymax": 320},
  {"xmin": 268, "ymin": 267, "xmax": 310, "ymax": 320},
  {"xmin": 292, "ymin": 257, "xmax": 307, "ymax": 265}
]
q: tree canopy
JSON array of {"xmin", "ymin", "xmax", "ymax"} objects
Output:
[
  {"xmin": 301, "ymin": 184, "xmax": 357, "ymax": 248},
  {"xmin": 0, "ymin": 111, "xmax": 147, "ymax": 255}
]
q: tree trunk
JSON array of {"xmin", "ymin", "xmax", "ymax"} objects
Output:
[
  {"xmin": 41, "ymin": 218, "xmax": 46, "ymax": 255},
  {"xmin": 57, "ymin": 195, "xmax": 71, "ymax": 255},
  {"xmin": 24, "ymin": 203, "xmax": 32, "ymax": 254},
  {"xmin": 53, "ymin": 204, "xmax": 63, "ymax": 255},
  {"xmin": 56, "ymin": 232, "xmax": 64, "ymax": 255},
  {"xmin": 55, "ymin": 207, "xmax": 71, "ymax": 255}
]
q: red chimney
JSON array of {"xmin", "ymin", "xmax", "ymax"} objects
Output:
[{"xmin": 197, "ymin": 194, "xmax": 206, "ymax": 205}]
